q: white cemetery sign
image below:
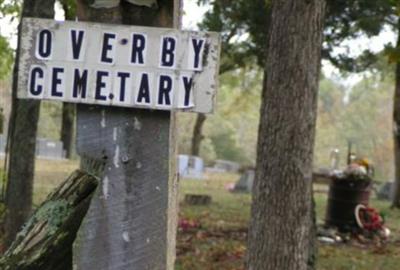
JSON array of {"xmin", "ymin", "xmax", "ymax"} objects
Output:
[{"xmin": 17, "ymin": 18, "xmax": 221, "ymax": 113}]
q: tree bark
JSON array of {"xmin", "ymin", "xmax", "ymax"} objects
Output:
[
  {"xmin": 392, "ymin": 21, "xmax": 400, "ymax": 208},
  {"xmin": 247, "ymin": 1, "xmax": 326, "ymax": 270},
  {"xmin": 0, "ymin": 170, "xmax": 98, "ymax": 270},
  {"xmin": 60, "ymin": 103, "xmax": 75, "ymax": 159},
  {"xmin": 0, "ymin": 108, "xmax": 4, "ymax": 134},
  {"xmin": 191, "ymin": 113, "xmax": 206, "ymax": 156},
  {"xmin": 4, "ymin": 0, "xmax": 55, "ymax": 248}
]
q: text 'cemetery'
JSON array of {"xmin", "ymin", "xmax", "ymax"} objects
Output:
[{"xmin": 18, "ymin": 18, "xmax": 220, "ymax": 113}]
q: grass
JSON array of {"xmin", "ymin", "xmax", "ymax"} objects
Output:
[
  {"xmin": 315, "ymin": 192, "xmax": 400, "ymax": 270},
  {"xmin": 178, "ymin": 174, "xmax": 400, "ymax": 270},
  {"xmin": 179, "ymin": 173, "xmax": 250, "ymax": 230},
  {"xmin": 32, "ymin": 159, "xmax": 79, "ymax": 205},
  {"xmin": 0, "ymin": 159, "xmax": 80, "ymax": 205},
  {"xmin": 1, "ymin": 159, "xmax": 400, "ymax": 269},
  {"xmin": 177, "ymin": 173, "xmax": 248, "ymax": 270}
]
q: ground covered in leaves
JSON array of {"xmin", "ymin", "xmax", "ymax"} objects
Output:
[
  {"xmin": 176, "ymin": 173, "xmax": 400, "ymax": 270},
  {"xmin": 1, "ymin": 159, "xmax": 400, "ymax": 269}
]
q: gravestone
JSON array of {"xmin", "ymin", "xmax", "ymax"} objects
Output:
[
  {"xmin": 234, "ymin": 169, "xmax": 255, "ymax": 193},
  {"xmin": 178, "ymin": 155, "xmax": 204, "ymax": 179},
  {"xmin": 377, "ymin": 182, "xmax": 394, "ymax": 201},
  {"xmin": 184, "ymin": 194, "xmax": 212, "ymax": 205},
  {"xmin": 35, "ymin": 138, "xmax": 65, "ymax": 160},
  {"xmin": 0, "ymin": 134, "xmax": 5, "ymax": 155},
  {"xmin": 0, "ymin": 135, "xmax": 65, "ymax": 159},
  {"xmin": 213, "ymin": 159, "xmax": 241, "ymax": 173},
  {"xmin": 206, "ymin": 160, "xmax": 241, "ymax": 173}
]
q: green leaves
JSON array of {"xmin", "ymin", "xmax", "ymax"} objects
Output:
[
  {"xmin": 324, "ymin": 0, "xmax": 395, "ymax": 72},
  {"xmin": 0, "ymin": 0, "xmax": 20, "ymax": 80},
  {"xmin": 315, "ymin": 75, "xmax": 394, "ymax": 180},
  {"xmin": 198, "ymin": 0, "xmax": 269, "ymax": 69},
  {"xmin": 60, "ymin": 0, "xmax": 76, "ymax": 20},
  {"xmin": 384, "ymin": 43, "xmax": 400, "ymax": 64},
  {"xmin": 0, "ymin": 0, "xmax": 21, "ymax": 18},
  {"xmin": 0, "ymin": 35, "xmax": 13, "ymax": 80}
]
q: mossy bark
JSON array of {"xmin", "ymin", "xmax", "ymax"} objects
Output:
[{"xmin": 0, "ymin": 170, "xmax": 98, "ymax": 270}]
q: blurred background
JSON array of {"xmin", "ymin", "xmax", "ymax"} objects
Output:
[{"xmin": 0, "ymin": 0, "xmax": 399, "ymax": 269}]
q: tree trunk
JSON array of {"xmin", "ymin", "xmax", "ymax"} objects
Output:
[
  {"xmin": 392, "ymin": 22, "xmax": 400, "ymax": 208},
  {"xmin": 0, "ymin": 108, "xmax": 4, "ymax": 134},
  {"xmin": 60, "ymin": 103, "xmax": 75, "ymax": 159},
  {"xmin": 0, "ymin": 170, "xmax": 98, "ymax": 270},
  {"xmin": 4, "ymin": 0, "xmax": 55, "ymax": 248},
  {"xmin": 191, "ymin": 113, "xmax": 206, "ymax": 156},
  {"xmin": 247, "ymin": 1, "xmax": 326, "ymax": 270}
]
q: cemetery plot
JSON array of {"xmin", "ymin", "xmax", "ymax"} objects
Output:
[{"xmin": 17, "ymin": 18, "xmax": 221, "ymax": 113}]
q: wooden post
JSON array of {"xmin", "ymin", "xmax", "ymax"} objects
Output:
[
  {"xmin": 13, "ymin": 1, "xmax": 218, "ymax": 268},
  {"xmin": 73, "ymin": 1, "xmax": 181, "ymax": 269}
]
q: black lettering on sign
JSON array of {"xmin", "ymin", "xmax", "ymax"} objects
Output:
[
  {"xmin": 29, "ymin": 66, "xmax": 44, "ymax": 96},
  {"xmin": 95, "ymin": 71, "xmax": 109, "ymax": 101},
  {"xmin": 51, "ymin": 67, "xmax": 65, "ymax": 97},
  {"xmin": 36, "ymin": 29, "xmax": 52, "ymax": 59},
  {"xmin": 157, "ymin": 75, "xmax": 173, "ymax": 106},
  {"xmin": 117, "ymin": 72, "xmax": 130, "ymax": 102},
  {"xmin": 101, "ymin": 33, "xmax": 116, "ymax": 64},
  {"xmin": 72, "ymin": 68, "xmax": 88, "ymax": 99},
  {"xmin": 131, "ymin": 34, "xmax": 146, "ymax": 65},
  {"xmin": 136, "ymin": 73, "xmax": 151, "ymax": 105},
  {"xmin": 70, "ymin": 29, "xmax": 85, "ymax": 60},
  {"xmin": 182, "ymin": 76, "xmax": 193, "ymax": 107},
  {"xmin": 160, "ymin": 36, "xmax": 176, "ymax": 68},
  {"xmin": 191, "ymin": 38, "xmax": 205, "ymax": 70}
]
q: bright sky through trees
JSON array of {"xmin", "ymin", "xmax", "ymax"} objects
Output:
[{"xmin": 0, "ymin": 0, "xmax": 396, "ymax": 86}]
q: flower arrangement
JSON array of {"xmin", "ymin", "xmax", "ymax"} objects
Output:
[
  {"xmin": 355, "ymin": 204, "xmax": 390, "ymax": 239},
  {"xmin": 332, "ymin": 158, "xmax": 373, "ymax": 182}
]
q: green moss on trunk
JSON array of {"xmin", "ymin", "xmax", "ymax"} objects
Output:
[{"xmin": 0, "ymin": 170, "xmax": 98, "ymax": 270}]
